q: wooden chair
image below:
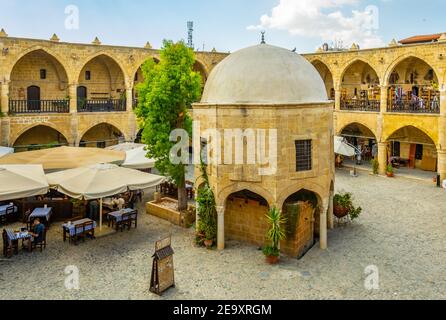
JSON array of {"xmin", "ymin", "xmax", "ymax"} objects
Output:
[
  {"xmin": 23, "ymin": 209, "xmax": 32, "ymax": 229},
  {"xmin": 83, "ymin": 221, "xmax": 95, "ymax": 240},
  {"xmin": 118, "ymin": 213, "xmax": 132, "ymax": 232},
  {"xmin": 130, "ymin": 210, "xmax": 138, "ymax": 229},
  {"xmin": 72, "ymin": 223, "xmax": 85, "ymax": 245},
  {"xmin": 32, "ymin": 228, "xmax": 47, "ymax": 252},
  {"xmin": 2, "ymin": 229, "xmax": 17, "ymax": 258}
]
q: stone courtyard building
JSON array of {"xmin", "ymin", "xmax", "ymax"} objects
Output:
[
  {"xmin": 193, "ymin": 43, "xmax": 335, "ymax": 256},
  {"xmin": 0, "ymin": 30, "xmax": 445, "ymax": 181}
]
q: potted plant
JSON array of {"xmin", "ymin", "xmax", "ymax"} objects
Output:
[
  {"xmin": 371, "ymin": 159, "xmax": 379, "ymax": 175},
  {"xmin": 263, "ymin": 207, "xmax": 286, "ymax": 265},
  {"xmin": 386, "ymin": 164, "xmax": 394, "ymax": 177},
  {"xmin": 333, "ymin": 192, "xmax": 362, "ymax": 220}
]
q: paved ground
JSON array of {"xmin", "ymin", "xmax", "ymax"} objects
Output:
[{"xmin": 0, "ymin": 170, "xmax": 445, "ymax": 300}]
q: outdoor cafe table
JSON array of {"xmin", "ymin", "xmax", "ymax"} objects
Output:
[
  {"xmin": 3, "ymin": 229, "xmax": 32, "ymax": 257},
  {"xmin": 0, "ymin": 204, "xmax": 18, "ymax": 217},
  {"xmin": 107, "ymin": 208, "xmax": 137, "ymax": 230},
  {"xmin": 29, "ymin": 207, "xmax": 53, "ymax": 227},
  {"xmin": 62, "ymin": 218, "xmax": 97, "ymax": 242}
]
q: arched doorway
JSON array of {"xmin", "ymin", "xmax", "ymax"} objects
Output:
[
  {"xmin": 224, "ymin": 189, "xmax": 270, "ymax": 247},
  {"xmin": 9, "ymin": 49, "xmax": 69, "ymax": 113},
  {"xmin": 386, "ymin": 126, "xmax": 437, "ymax": 174},
  {"xmin": 77, "ymin": 54, "xmax": 126, "ymax": 112},
  {"xmin": 340, "ymin": 123, "xmax": 377, "ymax": 166},
  {"xmin": 193, "ymin": 61, "xmax": 207, "ymax": 85},
  {"xmin": 341, "ymin": 60, "xmax": 380, "ymax": 111},
  {"xmin": 79, "ymin": 123, "xmax": 124, "ymax": 148},
  {"xmin": 311, "ymin": 60, "xmax": 334, "ymax": 99},
  {"xmin": 281, "ymin": 189, "xmax": 320, "ymax": 259},
  {"xmin": 13, "ymin": 125, "xmax": 68, "ymax": 152},
  {"xmin": 387, "ymin": 57, "xmax": 440, "ymax": 113}
]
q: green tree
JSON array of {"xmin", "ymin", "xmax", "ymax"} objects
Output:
[{"xmin": 135, "ymin": 40, "xmax": 202, "ymax": 211}]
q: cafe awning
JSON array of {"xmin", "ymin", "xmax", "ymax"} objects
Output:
[
  {"xmin": 334, "ymin": 136, "xmax": 357, "ymax": 157},
  {"xmin": 0, "ymin": 165, "xmax": 49, "ymax": 201},
  {"xmin": 0, "ymin": 146, "xmax": 126, "ymax": 171},
  {"xmin": 106, "ymin": 143, "xmax": 145, "ymax": 152},
  {"xmin": 121, "ymin": 146, "xmax": 156, "ymax": 170},
  {"xmin": 0, "ymin": 146, "xmax": 14, "ymax": 158}
]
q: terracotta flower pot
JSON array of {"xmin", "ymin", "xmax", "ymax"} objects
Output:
[
  {"xmin": 333, "ymin": 205, "xmax": 349, "ymax": 218},
  {"xmin": 265, "ymin": 255, "xmax": 279, "ymax": 265},
  {"xmin": 386, "ymin": 172, "xmax": 394, "ymax": 178},
  {"xmin": 204, "ymin": 239, "xmax": 213, "ymax": 248}
]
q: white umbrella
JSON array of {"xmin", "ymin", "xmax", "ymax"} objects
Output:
[
  {"xmin": 0, "ymin": 165, "xmax": 49, "ymax": 201},
  {"xmin": 122, "ymin": 146, "xmax": 156, "ymax": 170},
  {"xmin": 107, "ymin": 143, "xmax": 145, "ymax": 152},
  {"xmin": 334, "ymin": 136, "xmax": 356, "ymax": 157},
  {"xmin": 0, "ymin": 146, "xmax": 14, "ymax": 158},
  {"xmin": 47, "ymin": 163, "xmax": 165, "ymax": 230}
]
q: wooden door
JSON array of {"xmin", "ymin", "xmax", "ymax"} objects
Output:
[{"xmin": 27, "ymin": 86, "xmax": 40, "ymax": 111}]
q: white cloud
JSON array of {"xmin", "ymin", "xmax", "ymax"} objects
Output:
[{"xmin": 247, "ymin": 0, "xmax": 385, "ymax": 49}]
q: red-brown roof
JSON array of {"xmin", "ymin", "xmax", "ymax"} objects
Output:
[{"xmin": 399, "ymin": 33, "xmax": 445, "ymax": 45}]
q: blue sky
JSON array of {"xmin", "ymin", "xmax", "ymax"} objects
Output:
[{"xmin": 0, "ymin": 0, "xmax": 444, "ymax": 53}]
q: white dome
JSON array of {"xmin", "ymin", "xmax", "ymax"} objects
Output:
[{"xmin": 201, "ymin": 44, "xmax": 329, "ymax": 105}]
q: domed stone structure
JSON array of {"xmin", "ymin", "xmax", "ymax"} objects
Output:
[
  {"xmin": 201, "ymin": 44, "xmax": 328, "ymax": 104},
  {"xmin": 193, "ymin": 43, "xmax": 334, "ymax": 257}
]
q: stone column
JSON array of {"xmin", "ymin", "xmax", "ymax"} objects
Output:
[
  {"xmin": 439, "ymin": 90, "xmax": 446, "ymax": 183},
  {"xmin": 68, "ymin": 83, "xmax": 78, "ymax": 114},
  {"xmin": 126, "ymin": 88, "xmax": 133, "ymax": 112},
  {"xmin": 328, "ymin": 192, "xmax": 334, "ymax": 230},
  {"xmin": 1, "ymin": 80, "xmax": 10, "ymax": 114},
  {"xmin": 378, "ymin": 142, "xmax": 389, "ymax": 175},
  {"xmin": 334, "ymin": 88, "xmax": 341, "ymax": 111},
  {"xmin": 380, "ymin": 85, "xmax": 388, "ymax": 113},
  {"xmin": 319, "ymin": 199, "xmax": 328, "ymax": 250},
  {"xmin": 216, "ymin": 206, "xmax": 225, "ymax": 251}
]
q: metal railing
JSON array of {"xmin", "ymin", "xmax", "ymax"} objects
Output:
[
  {"xmin": 9, "ymin": 100, "xmax": 70, "ymax": 114},
  {"xmin": 77, "ymin": 99, "xmax": 126, "ymax": 112},
  {"xmin": 340, "ymin": 99, "xmax": 380, "ymax": 112},
  {"xmin": 387, "ymin": 99, "xmax": 440, "ymax": 114}
]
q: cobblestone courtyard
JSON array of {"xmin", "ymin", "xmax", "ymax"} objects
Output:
[{"xmin": 0, "ymin": 170, "xmax": 445, "ymax": 300}]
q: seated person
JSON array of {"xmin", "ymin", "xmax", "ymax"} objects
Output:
[{"xmin": 29, "ymin": 218, "xmax": 45, "ymax": 244}]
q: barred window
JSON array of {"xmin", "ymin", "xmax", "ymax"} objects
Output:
[{"xmin": 295, "ymin": 140, "xmax": 312, "ymax": 172}]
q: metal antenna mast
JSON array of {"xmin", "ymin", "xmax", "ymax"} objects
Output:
[{"xmin": 187, "ymin": 21, "xmax": 194, "ymax": 49}]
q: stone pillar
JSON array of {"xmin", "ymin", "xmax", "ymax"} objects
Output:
[
  {"xmin": 319, "ymin": 199, "xmax": 328, "ymax": 250},
  {"xmin": 378, "ymin": 142, "xmax": 389, "ymax": 175},
  {"xmin": 126, "ymin": 88, "xmax": 133, "ymax": 112},
  {"xmin": 439, "ymin": 90, "xmax": 446, "ymax": 183},
  {"xmin": 216, "ymin": 206, "xmax": 225, "ymax": 251},
  {"xmin": 1, "ymin": 80, "xmax": 10, "ymax": 114},
  {"xmin": 68, "ymin": 83, "xmax": 78, "ymax": 114},
  {"xmin": 334, "ymin": 88, "xmax": 341, "ymax": 111},
  {"xmin": 380, "ymin": 85, "xmax": 388, "ymax": 113},
  {"xmin": 328, "ymin": 192, "xmax": 334, "ymax": 230}
]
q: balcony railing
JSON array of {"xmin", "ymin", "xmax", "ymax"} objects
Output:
[
  {"xmin": 387, "ymin": 98, "xmax": 440, "ymax": 114},
  {"xmin": 77, "ymin": 99, "xmax": 126, "ymax": 113},
  {"xmin": 9, "ymin": 100, "xmax": 70, "ymax": 114},
  {"xmin": 340, "ymin": 99, "xmax": 380, "ymax": 112}
]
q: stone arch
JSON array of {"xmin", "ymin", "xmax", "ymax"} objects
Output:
[
  {"xmin": 7, "ymin": 46, "xmax": 72, "ymax": 83},
  {"xmin": 9, "ymin": 48, "xmax": 70, "ymax": 101},
  {"xmin": 276, "ymin": 182, "xmax": 326, "ymax": 210},
  {"xmin": 193, "ymin": 59, "xmax": 208, "ymax": 83},
  {"xmin": 340, "ymin": 58, "xmax": 382, "ymax": 85},
  {"xmin": 77, "ymin": 122, "xmax": 126, "ymax": 148},
  {"xmin": 223, "ymin": 188, "xmax": 271, "ymax": 247},
  {"xmin": 384, "ymin": 53, "xmax": 439, "ymax": 86},
  {"xmin": 217, "ymin": 183, "xmax": 274, "ymax": 207},
  {"xmin": 77, "ymin": 53, "xmax": 129, "ymax": 93},
  {"xmin": 131, "ymin": 55, "xmax": 160, "ymax": 82},
  {"xmin": 338, "ymin": 121, "xmax": 377, "ymax": 140},
  {"xmin": 383, "ymin": 124, "xmax": 438, "ymax": 148},
  {"xmin": 310, "ymin": 59, "xmax": 335, "ymax": 99},
  {"xmin": 12, "ymin": 124, "xmax": 69, "ymax": 151}
]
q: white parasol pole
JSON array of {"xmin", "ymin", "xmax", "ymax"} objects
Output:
[{"xmin": 99, "ymin": 198, "xmax": 103, "ymax": 231}]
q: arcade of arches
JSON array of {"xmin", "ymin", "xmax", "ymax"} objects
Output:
[{"xmin": 0, "ymin": 36, "xmax": 445, "ymax": 181}]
